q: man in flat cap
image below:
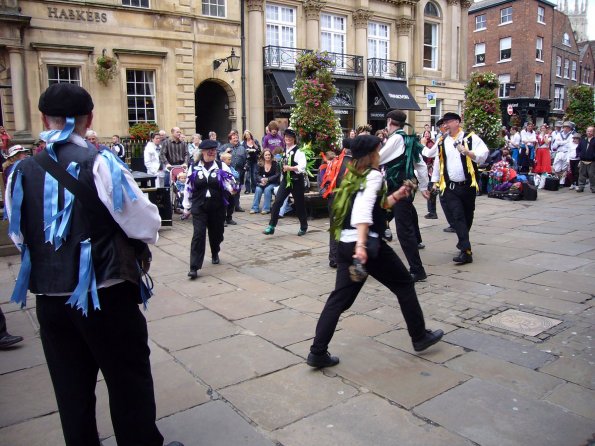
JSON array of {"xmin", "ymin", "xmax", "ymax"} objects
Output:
[
  {"xmin": 380, "ymin": 109, "xmax": 429, "ymax": 282},
  {"xmin": 551, "ymin": 121, "xmax": 574, "ymax": 158},
  {"xmin": 4, "ymin": 83, "xmax": 182, "ymax": 446},
  {"xmin": 430, "ymin": 112, "xmax": 489, "ymax": 264}
]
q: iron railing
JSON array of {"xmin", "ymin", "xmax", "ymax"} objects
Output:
[
  {"xmin": 263, "ymin": 45, "xmax": 364, "ymax": 78},
  {"xmin": 367, "ymin": 58, "xmax": 406, "ymax": 80}
]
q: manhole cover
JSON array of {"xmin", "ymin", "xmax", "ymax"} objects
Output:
[{"xmin": 481, "ymin": 309, "xmax": 562, "ymax": 336}]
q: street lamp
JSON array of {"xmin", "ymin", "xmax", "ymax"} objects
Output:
[{"xmin": 213, "ymin": 49, "xmax": 240, "ymax": 72}]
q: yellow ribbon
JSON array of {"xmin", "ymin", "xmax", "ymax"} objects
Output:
[{"xmin": 438, "ymin": 132, "xmax": 479, "ymax": 193}]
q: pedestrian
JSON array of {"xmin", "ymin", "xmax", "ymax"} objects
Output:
[
  {"xmin": 0, "ymin": 125, "xmax": 12, "ymax": 154},
  {"xmin": 220, "ymin": 152, "xmax": 239, "ymax": 226},
  {"xmin": 576, "ymin": 126, "xmax": 595, "ymax": 193},
  {"xmin": 111, "ymin": 134, "xmax": 126, "ymax": 161},
  {"xmin": 183, "ymin": 139, "xmax": 237, "ymax": 279},
  {"xmin": 160, "ymin": 126, "xmax": 189, "ymax": 186},
  {"xmin": 250, "ymin": 148, "xmax": 280, "ymax": 214},
  {"xmin": 2, "ymin": 144, "xmax": 29, "ymax": 186},
  {"xmin": 262, "ymin": 120, "xmax": 284, "ymax": 154},
  {"xmin": 307, "ymin": 135, "xmax": 443, "ymax": 368},
  {"xmin": 0, "ymin": 306, "xmax": 23, "ymax": 349},
  {"xmin": 144, "ymin": 131, "xmax": 165, "ymax": 187},
  {"xmin": 220, "ymin": 130, "xmax": 246, "ymax": 212},
  {"xmin": 263, "ymin": 128, "xmax": 309, "ymax": 237},
  {"xmin": 4, "ymin": 83, "xmax": 182, "ymax": 446},
  {"xmin": 568, "ymin": 132, "xmax": 582, "ymax": 189},
  {"xmin": 431, "ymin": 112, "xmax": 489, "ymax": 264},
  {"xmin": 380, "ymin": 110, "xmax": 430, "ymax": 282},
  {"xmin": 188, "ymin": 133, "xmax": 202, "ymax": 160},
  {"xmin": 242, "ymin": 130, "xmax": 261, "ymax": 194}
]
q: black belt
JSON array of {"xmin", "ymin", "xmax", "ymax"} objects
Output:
[{"xmin": 447, "ymin": 180, "xmax": 471, "ymax": 189}]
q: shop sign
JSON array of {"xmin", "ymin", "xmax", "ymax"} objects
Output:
[
  {"xmin": 47, "ymin": 7, "xmax": 108, "ymax": 23},
  {"xmin": 334, "ymin": 109, "xmax": 349, "ymax": 115},
  {"xmin": 431, "ymin": 80, "xmax": 446, "ymax": 87}
]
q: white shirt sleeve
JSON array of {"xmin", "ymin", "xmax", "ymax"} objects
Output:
[
  {"xmin": 422, "ymin": 144, "xmax": 438, "ymax": 158},
  {"xmin": 93, "ymin": 156, "xmax": 161, "ymax": 244},
  {"xmin": 471, "ymin": 134, "xmax": 489, "ymax": 165},
  {"xmin": 4, "ymin": 171, "xmax": 24, "ymax": 249},
  {"xmin": 431, "ymin": 156, "xmax": 440, "ymax": 183},
  {"xmin": 379, "ymin": 134, "xmax": 404, "ymax": 165},
  {"xmin": 294, "ymin": 149, "xmax": 307, "ymax": 174},
  {"xmin": 414, "ymin": 157, "xmax": 429, "ymax": 191},
  {"xmin": 350, "ymin": 169, "xmax": 383, "ymax": 227}
]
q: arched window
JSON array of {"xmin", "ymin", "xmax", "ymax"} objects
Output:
[
  {"xmin": 424, "ymin": 2, "xmax": 441, "ymax": 69},
  {"xmin": 562, "ymin": 32, "xmax": 570, "ymax": 46}
]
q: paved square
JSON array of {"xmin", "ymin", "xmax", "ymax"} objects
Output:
[{"xmin": 481, "ymin": 309, "xmax": 562, "ymax": 336}]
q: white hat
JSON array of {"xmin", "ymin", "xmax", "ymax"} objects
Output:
[{"xmin": 3, "ymin": 145, "xmax": 29, "ymax": 159}]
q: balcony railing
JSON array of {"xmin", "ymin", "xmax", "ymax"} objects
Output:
[
  {"xmin": 263, "ymin": 45, "xmax": 364, "ymax": 78},
  {"xmin": 367, "ymin": 58, "xmax": 406, "ymax": 80}
]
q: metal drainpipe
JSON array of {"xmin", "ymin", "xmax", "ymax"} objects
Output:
[{"xmin": 240, "ymin": 0, "xmax": 247, "ymax": 133}]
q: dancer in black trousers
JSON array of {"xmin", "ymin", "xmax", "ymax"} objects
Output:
[
  {"xmin": 263, "ymin": 128, "xmax": 308, "ymax": 236},
  {"xmin": 307, "ymin": 135, "xmax": 443, "ymax": 368}
]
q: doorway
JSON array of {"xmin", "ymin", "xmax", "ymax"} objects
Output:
[{"xmin": 195, "ymin": 80, "xmax": 230, "ymax": 144}]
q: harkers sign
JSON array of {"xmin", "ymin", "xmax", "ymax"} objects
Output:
[{"xmin": 47, "ymin": 7, "xmax": 108, "ymax": 23}]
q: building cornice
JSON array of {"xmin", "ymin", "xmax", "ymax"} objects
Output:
[
  {"xmin": 113, "ymin": 48, "xmax": 168, "ymax": 58},
  {"xmin": 352, "ymin": 8, "xmax": 373, "ymax": 29},
  {"xmin": 246, "ymin": 0, "xmax": 264, "ymax": 13},
  {"xmin": 30, "ymin": 42, "xmax": 93, "ymax": 53}
]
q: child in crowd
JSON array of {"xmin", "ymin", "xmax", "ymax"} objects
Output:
[
  {"xmin": 220, "ymin": 152, "xmax": 240, "ymax": 225},
  {"xmin": 175, "ymin": 171, "xmax": 188, "ymax": 219}
]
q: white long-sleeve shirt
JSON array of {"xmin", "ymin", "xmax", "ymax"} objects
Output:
[
  {"xmin": 5, "ymin": 133, "xmax": 161, "ymax": 248},
  {"xmin": 144, "ymin": 141, "xmax": 161, "ymax": 176},
  {"xmin": 431, "ymin": 132, "xmax": 489, "ymax": 183},
  {"xmin": 520, "ymin": 129, "xmax": 537, "ymax": 145},
  {"xmin": 340, "ymin": 168, "xmax": 383, "ymax": 243},
  {"xmin": 379, "ymin": 131, "xmax": 428, "ymax": 191},
  {"xmin": 285, "ymin": 144, "xmax": 306, "ymax": 174}
]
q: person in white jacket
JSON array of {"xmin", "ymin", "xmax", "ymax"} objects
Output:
[{"xmin": 144, "ymin": 131, "xmax": 164, "ymax": 187}]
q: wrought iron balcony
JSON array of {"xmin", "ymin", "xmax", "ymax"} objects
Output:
[
  {"xmin": 263, "ymin": 45, "xmax": 364, "ymax": 78},
  {"xmin": 367, "ymin": 58, "xmax": 407, "ymax": 80}
]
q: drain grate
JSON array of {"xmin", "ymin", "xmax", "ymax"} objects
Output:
[{"xmin": 481, "ymin": 309, "xmax": 562, "ymax": 337}]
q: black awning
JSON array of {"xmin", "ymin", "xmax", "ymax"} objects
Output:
[
  {"xmin": 372, "ymin": 79, "xmax": 420, "ymax": 111},
  {"xmin": 270, "ymin": 70, "xmax": 296, "ymax": 106}
]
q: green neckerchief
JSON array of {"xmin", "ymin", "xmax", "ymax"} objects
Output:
[
  {"xmin": 285, "ymin": 142, "xmax": 316, "ymax": 188},
  {"xmin": 330, "ymin": 167, "xmax": 371, "ymax": 241},
  {"xmin": 384, "ymin": 129, "xmax": 423, "ymax": 191}
]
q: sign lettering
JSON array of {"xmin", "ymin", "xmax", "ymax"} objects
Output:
[
  {"xmin": 388, "ymin": 93, "xmax": 410, "ymax": 100},
  {"xmin": 47, "ymin": 7, "xmax": 107, "ymax": 23}
]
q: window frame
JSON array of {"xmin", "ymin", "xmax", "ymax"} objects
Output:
[
  {"xmin": 537, "ymin": 6, "xmax": 545, "ymax": 24},
  {"xmin": 556, "ymin": 56, "xmax": 562, "ymax": 77},
  {"xmin": 47, "ymin": 65, "xmax": 82, "ymax": 86},
  {"xmin": 266, "ymin": 3, "xmax": 296, "ymax": 48},
  {"xmin": 202, "ymin": 0, "xmax": 226, "ymax": 18},
  {"xmin": 498, "ymin": 73, "xmax": 511, "ymax": 98},
  {"xmin": 571, "ymin": 60, "xmax": 577, "ymax": 80},
  {"xmin": 562, "ymin": 33, "xmax": 570, "ymax": 47},
  {"xmin": 368, "ymin": 21, "xmax": 390, "ymax": 62},
  {"xmin": 475, "ymin": 14, "xmax": 486, "ymax": 31},
  {"xmin": 122, "ymin": 0, "xmax": 149, "ymax": 8},
  {"xmin": 534, "ymin": 73, "xmax": 542, "ymax": 98},
  {"xmin": 474, "ymin": 42, "xmax": 486, "ymax": 66},
  {"xmin": 500, "ymin": 7, "xmax": 513, "ymax": 25},
  {"xmin": 564, "ymin": 58, "xmax": 570, "ymax": 78},
  {"xmin": 126, "ymin": 69, "xmax": 157, "ymax": 127},
  {"xmin": 553, "ymin": 85, "xmax": 564, "ymax": 110},
  {"xmin": 320, "ymin": 13, "xmax": 346, "ymax": 70},
  {"xmin": 536, "ymin": 37, "xmax": 543, "ymax": 61},
  {"xmin": 430, "ymin": 99, "xmax": 443, "ymax": 128},
  {"xmin": 499, "ymin": 37, "xmax": 511, "ymax": 62},
  {"xmin": 423, "ymin": 2, "xmax": 441, "ymax": 71}
]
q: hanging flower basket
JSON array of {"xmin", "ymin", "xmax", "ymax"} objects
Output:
[{"xmin": 95, "ymin": 54, "xmax": 118, "ymax": 86}]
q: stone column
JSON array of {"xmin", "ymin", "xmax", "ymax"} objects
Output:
[
  {"xmin": 459, "ymin": 0, "xmax": 472, "ymax": 82},
  {"xmin": 446, "ymin": 0, "xmax": 459, "ymax": 79},
  {"xmin": 7, "ymin": 46, "xmax": 30, "ymax": 137},
  {"xmin": 353, "ymin": 8, "xmax": 371, "ymax": 126},
  {"xmin": 247, "ymin": 0, "xmax": 265, "ymax": 136},
  {"xmin": 304, "ymin": 0, "xmax": 325, "ymax": 50},
  {"xmin": 396, "ymin": 18, "xmax": 414, "ymax": 78}
]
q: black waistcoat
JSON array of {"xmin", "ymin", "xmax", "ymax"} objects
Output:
[
  {"xmin": 190, "ymin": 162, "xmax": 225, "ymax": 213},
  {"xmin": 14, "ymin": 143, "xmax": 141, "ymax": 294},
  {"xmin": 438, "ymin": 134, "xmax": 478, "ymax": 184},
  {"xmin": 283, "ymin": 146, "xmax": 304, "ymax": 182},
  {"xmin": 342, "ymin": 171, "xmax": 386, "ymax": 236}
]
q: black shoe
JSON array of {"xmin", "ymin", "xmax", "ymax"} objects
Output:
[
  {"xmin": 443, "ymin": 226, "xmax": 456, "ymax": 233},
  {"xmin": 187, "ymin": 269, "xmax": 198, "ymax": 279},
  {"xmin": 411, "ymin": 271, "xmax": 427, "ymax": 282},
  {"xmin": 412, "ymin": 329, "xmax": 444, "ymax": 352},
  {"xmin": 424, "ymin": 213, "xmax": 438, "ymax": 219},
  {"xmin": 212, "ymin": 255, "xmax": 220, "ymax": 264},
  {"xmin": 297, "ymin": 228, "xmax": 308, "ymax": 236},
  {"xmin": 329, "ymin": 261, "xmax": 337, "ymax": 268},
  {"xmin": 453, "ymin": 251, "xmax": 473, "ymax": 264},
  {"xmin": 384, "ymin": 228, "xmax": 393, "ymax": 242},
  {"xmin": 0, "ymin": 334, "xmax": 24, "ymax": 349},
  {"xmin": 307, "ymin": 352, "xmax": 340, "ymax": 368},
  {"xmin": 235, "ymin": 207, "xmax": 245, "ymax": 212},
  {"xmin": 244, "ymin": 190, "xmax": 250, "ymax": 194},
  {"xmin": 417, "ymin": 242, "xmax": 425, "ymax": 249},
  {"xmin": 226, "ymin": 219, "xmax": 237, "ymax": 225}
]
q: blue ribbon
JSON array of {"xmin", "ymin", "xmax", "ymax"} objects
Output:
[
  {"xmin": 138, "ymin": 262, "xmax": 153, "ymax": 310},
  {"xmin": 66, "ymin": 239, "xmax": 100, "ymax": 316},
  {"xmin": 8, "ymin": 170, "xmax": 24, "ymax": 238},
  {"xmin": 10, "ymin": 245, "xmax": 31, "ymax": 309}
]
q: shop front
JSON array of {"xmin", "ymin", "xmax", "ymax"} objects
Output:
[
  {"xmin": 500, "ymin": 98, "xmax": 551, "ymax": 128},
  {"xmin": 367, "ymin": 79, "xmax": 420, "ymax": 132}
]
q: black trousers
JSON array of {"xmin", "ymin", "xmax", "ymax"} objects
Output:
[
  {"xmin": 439, "ymin": 191, "xmax": 455, "ymax": 227},
  {"xmin": 190, "ymin": 203, "xmax": 226, "ymax": 270},
  {"xmin": 310, "ymin": 240, "xmax": 426, "ymax": 355},
  {"xmin": 36, "ymin": 282, "xmax": 163, "ymax": 446},
  {"xmin": 443, "ymin": 184, "xmax": 476, "ymax": 252},
  {"xmin": 269, "ymin": 177, "xmax": 307, "ymax": 230},
  {"xmin": 392, "ymin": 196, "xmax": 425, "ymax": 275},
  {"xmin": 0, "ymin": 306, "xmax": 7, "ymax": 337},
  {"xmin": 327, "ymin": 196, "xmax": 338, "ymax": 263}
]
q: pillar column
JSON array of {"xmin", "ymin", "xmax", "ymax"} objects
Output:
[
  {"xmin": 353, "ymin": 8, "xmax": 371, "ymax": 126},
  {"xmin": 396, "ymin": 18, "xmax": 414, "ymax": 78},
  {"xmin": 247, "ymin": 0, "xmax": 264, "ymax": 136},
  {"xmin": 304, "ymin": 0, "xmax": 325, "ymax": 50},
  {"xmin": 459, "ymin": 0, "xmax": 472, "ymax": 82},
  {"xmin": 7, "ymin": 46, "xmax": 30, "ymax": 136}
]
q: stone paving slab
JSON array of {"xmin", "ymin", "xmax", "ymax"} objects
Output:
[
  {"xmin": 415, "ymin": 378, "xmax": 595, "ymax": 446},
  {"xmin": 0, "ymin": 412, "xmax": 64, "ymax": 446},
  {"xmin": 445, "ymin": 351, "xmax": 564, "ymax": 398},
  {"xmin": 491, "ymin": 289, "xmax": 588, "ymax": 315},
  {"xmin": 274, "ymin": 393, "xmax": 472, "ymax": 446},
  {"xmin": 512, "ymin": 252, "xmax": 592, "ymax": 272},
  {"xmin": 322, "ymin": 331, "xmax": 468, "ymax": 409},
  {"xmin": 339, "ymin": 314, "xmax": 394, "ymax": 337},
  {"xmin": 544, "ymin": 382, "xmax": 595, "ymax": 420},
  {"xmin": 148, "ymin": 310, "xmax": 238, "ymax": 352},
  {"xmin": 445, "ymin": 328, "xmax": 555, "ymax": 369},
  {"xmin": 523, "ymin": 270, "xmax": 595, "ymax": 294},
  {"xmin": 539, "ymin": 356, "xmax": 595, "ymax": 389},
  {"xmin": 143, "ymin": 290, "xmax": 204, "ymax": 322},
  {"xmin": 198, "ymin": 290, "xmax": 283, "ymax": 320},
  {"xmin": 236, "ymin": 308, "xmax": 317, "ymax": 347},
  {"xmin": 174, "ymin": 334, "xmax": 300, "ymax": 389},
  {"xmin": 0, "ymin": 338, "xmax": 46, "ymax": 375},
  {"xmin": 220, "ymin": 364, "xmax": 358, "ymax": 430},
  {"xmin": 375, "ymin": 329, "xmax": 466, "ymax": 364}
]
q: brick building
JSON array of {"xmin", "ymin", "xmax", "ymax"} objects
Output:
[
  {"xmin": 578, "ymin": 42, "xmax": 593, "ymax": 87},
  {"xmin": 468, "ymin": 0, "xmax": 585, "ymax": 127}
]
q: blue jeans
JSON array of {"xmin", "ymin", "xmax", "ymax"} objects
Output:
[{"xmin": 252, "ymin": 183, "xmax": 276, "ymax": 212}]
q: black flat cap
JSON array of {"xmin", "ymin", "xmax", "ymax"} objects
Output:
[
  {"xmin": 199, "ymin": 139, "xmax": 218, "ymax": 150},
  {"xmin": 38, "ymin": 83, "xmax": 94, "ymax": 117},
  {"xmin": 386, "ymin": 110, "xmax": 407, "ymax": 123},
  {"xmin": 436, "ymin": 118, "xmax": 444, "ymax": 127},
  {"xmin": 284, "ymin": 128, "xmax": 297, "ymax": 138},
  {"xmin": 342, "ymin": 137, "xmax": 352, "ymax": 150},
  {"xmin": 351, "ymin": 135, "xmax": 381, "ymax": 159},
  {"xmin": 441, "ymin": 112, "xmax": 461, "ymax": 122}
]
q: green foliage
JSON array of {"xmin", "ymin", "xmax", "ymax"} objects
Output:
[
  {"xmin": 290, "ymin": 51, "xmax": 342, "ymax": 154},
  {"xmin": 128, "ymin": 122, "xmax": 158, "ymax": 140},
  {"xmin": 564, "ymin": 85, "xmax": 594, "ymax": 134},
  {"xmin": 95, "ymin": 55, "xmax": 118, "ymax": 86},
  {"xmin": 463, "ymin": 72, "xmax": 504, "ymax": 148}
]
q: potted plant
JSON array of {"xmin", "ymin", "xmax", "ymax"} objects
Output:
[{"xmin": 95, "ymin": 51, "xmax": 118, "ymax": 86}]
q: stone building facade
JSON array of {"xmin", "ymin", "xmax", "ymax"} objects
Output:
[{"xmin": 0, "ymin": 0, "xmax": 470, "ymax": 147}]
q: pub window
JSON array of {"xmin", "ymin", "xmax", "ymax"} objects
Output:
[
  {"xmin": 562, "ymin": 33, "xmax": 570, "ymax": 46},
  {"xmin": 126, "ymin": 70, "xmax": 156, "ymax": 126},
  {"xmin": 202, "ymin": 0, "xmax": 225, "ymax": 18},
  {"xmin": 475, "ymin": 14, "xmax": 486, "ymax": 31},
  {"xmin": 266, "ymin": 3, "xmax": 296, "ymax": 66},
  {"xmin": 122, "ymin": 0, "xmax": 149, "ymax": 7},
  {"xmin": 474, "ymin": 43, "xmax": 486, "ymax": 65},
  {"xmin": 47, "ymin": 65, "xmax": 81, "ymax": 86},
  {"xmin": 499, "ymin": 37, "xmax": 511, "ymax": 61},
  {"xmin": 321, "ymin": 13, "xmax": 346, "ymax": 69},
  {"xmin": 554, "ymin": 85, "xmax": 564, "ymax": 110},
  {"xmin": 368, "ymin": 22, "xmax": 390, "ymax": 61},
  {"xmin": 498, "ymin": 74, "xmax": 511, "ymax": 98},
  {"xmin": 564, "ymin": 58, "xmax": 570, "ymax": 78}
]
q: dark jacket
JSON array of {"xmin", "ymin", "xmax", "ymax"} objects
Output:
[
  {"xmin": 256, "ymin": 161, "xmax": 280, "ymax": 186},
  {"xmin": 579, "ymin": 137, "xmax": 594, "ymax": 161},
  {"xmin": 243, "ymin": 140, "xmax": 261, "ymax": 163}
]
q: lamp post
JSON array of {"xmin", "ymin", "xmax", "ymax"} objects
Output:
[{"xmin": 213, "ymin": 49, "xmax": 240, "ymax": 72}]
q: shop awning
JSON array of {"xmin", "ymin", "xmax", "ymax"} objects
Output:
[
  {"xmin": 371, "ymin": 79, "xmax": 420, "ymax": 111},
  {"xmin": 270, "ymin": 71, "xmax": 296, "ymax": 106}
]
